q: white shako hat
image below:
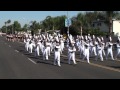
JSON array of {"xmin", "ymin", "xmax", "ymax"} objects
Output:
[
  {"xmin": 109, "ymin": 36, "xmax": 112, "ymax": 41},
  {"xmin": 81, "ymin": 36, "xmax": 84, "ymax": 40},
  {"xmin": 85, "ymin": 35, "xmax": 88, "ymax": 40},
  {"xmin": 101, "ymin": 37, "xmax": 104, "ymax": 41},
  {"xmin": 97, "ymin": 37, "xmax": 101, "ymax": 42},
  {"xmin": 93, "ymin": 35, "xmax": 95, "ymax": 39}
]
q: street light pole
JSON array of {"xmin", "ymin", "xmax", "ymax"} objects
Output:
[
  {"xmin": 5, "ymin": 22, "xmax": 7, "ymax": 34},
  {"xmin": 67, "ymin": 11, "xmax": 69, "ymax": 37}
]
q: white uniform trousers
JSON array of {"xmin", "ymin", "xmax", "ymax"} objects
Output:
[
  {"xmin": 68, "ymin": 52, "xmax": 76, "ymax": 64},
  {"xmin": 106, "ymin": 48, "xmax": 114, "ymax": 60},
  {"xmin": 90, "ymin": 46, "xmax": 97, "ymax": 56},
  {"xmin": 60, "ymin": 43, "xmax": 64, "ymax": 54},
  {"xmin": 43, "ymin": 47, "xmax": 48, "ymax": 60},
  {"xmin": 79, "ymin": 45, "xmax": 85, "ymax": 58},
  {"xmin": 102, "ymin": 45, "xmax": 106, "ymax": 56},
  {"xmin": 54, "ymin": 51, "xmax": 61, "ymax": 66},
  {"xmin": 35, "ymin": 46, "xmax": 40, "ymax": 56},
  {"xmin": 83, "ymin": 48, "xmax": 90, "ymax": 63},
  {"xmin": 96, "ymin": 47, "xmax": 103, "ymax": 61},
  {"xmin": 28, "ymin": 44, "xmax": 34, "ymax": 53},
  {"xmin": 25, "ymin": 42, "xmax": 29, "ymax": 52},
  {"xmin": 115, "ymin": 45, "xmax": 120, "ymax": 59},
  {"xmin": 47, "ymin": 46, "xmax": 51, "ymax": 56}
]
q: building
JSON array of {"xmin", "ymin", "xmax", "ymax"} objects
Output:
[
  {"xmin": 92, "ymin": 20, "xmax": 109, "ymax": 32},
  {"xmin": 113, "ymin": 20, "xmax": 120, "ymax": 36},
  {"xmin": 92, "ymin": 19, "xmax": 120, "ymax": 36}
]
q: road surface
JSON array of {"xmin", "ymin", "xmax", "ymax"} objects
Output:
[{"xmin": 0, "ymin": 36, "xmax": 120, "ymax": 79}]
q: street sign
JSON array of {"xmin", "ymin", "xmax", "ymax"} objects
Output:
[{"xmin": 65, "ymin": 18, "xmax": 72, "ymax": 27}]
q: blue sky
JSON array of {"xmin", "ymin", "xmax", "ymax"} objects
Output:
[{"xmin": 0, "ymin": 11, "xmax": 86, "ymax": 28}]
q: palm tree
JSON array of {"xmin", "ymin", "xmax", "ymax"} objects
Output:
[
  {"xmin": 7, "ymin": 19, "xmax": 11, "ymax": 24},
  {"xmin": 5, "ymin": 22, "xmax": 7, "ymax": 33},
  {"xmin": 5, "ymin": 19, "xmax": 11, "ymax": 34}
]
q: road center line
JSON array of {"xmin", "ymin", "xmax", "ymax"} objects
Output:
[
  {"xmin": 15, "ymin": 50, "xmax": 19, "ymax": 53},
  {"xmin": 9, "ymin": 45, "xmax": 11, "ymax": 47},
  {"xmin": 28, "ymin": 58, "xmax": 37, "ymax": 64}
]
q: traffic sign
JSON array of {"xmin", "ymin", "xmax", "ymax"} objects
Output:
[{"xmin": 65, "ymin": 18, "xmax": 72, "ymax": 27}]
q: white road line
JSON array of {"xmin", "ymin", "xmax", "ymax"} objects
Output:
[
  {"xmin": 15, "ymin": 50, "xmax": 19, "ymax": 53},
  {"xmin": 28, "ymin": 58, "xmax": 37, "ymax": 64},
  {"xmin": 9, "ymin": 45, "xmax": 11, "ymax": 47},
  {"xmin": 61, "ymin": 54, "xmax": 120, "ymax": 73}
]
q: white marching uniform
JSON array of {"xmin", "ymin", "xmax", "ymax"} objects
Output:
[
  {"xmin": 83, "ymin": 41, "xmax": 90, "ymax": 63},
  {"xmin": 35, "ymin": 43, "xmax": 40, "ymax": 56},
  {"xmin": 106, "ymin": 42, "xmax": 114, "ymax": 60},
  {"xmin": 90, "ymin": 41, "xmax": 97, "ymax": 57},
  {"xmin": 115, "ymin": 43, "xmax": 120, "ymax": 59},
  {"xmin": 101, "ymin": 42, "xmax": 106, "ymax": 56},
  {"xmin": 54, "ymin": 44, "xmax": 61, "ymax": 66},
  {"xmin": 60, "ymin": 39, "xmax": 64, "ymax": 54},
  {"xmin": 96, "ymin": 44, "xmax": 103, "ymax": 61},
  {"xmin": 79, "ymin": 40, "xmax": 85, "ymax": 58},
  {"xmin": 24, "ymin": 38, "xmax": 30, "ymax": 52},
  {"xmin": 43, "ymin": 42, "xmax": 49, "ymax": 60},
  {"xmin": 47, "ymin": 42, "xmax": 51, "ymax": 56},
  {"xmin": 28, "ymin": 41, "xmax": 35, "ymax": 53},
  {"xmin": 68, "ymin": 46, "xmax": 77, "ymax": 64}
]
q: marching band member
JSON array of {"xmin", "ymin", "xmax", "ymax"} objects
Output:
[
  {"xmin": 115, "ymin": 37, "xmax": 120, "ymax": 59},
  {"xmin": 34, "ymin": 40, "xmax": 40, "ymax": 56},
  {"xmin": 101, "ymin": 37, "xmax": 106, "ymax": 56},
  {"xmin": 79, "ymin": 36, "xmax": 85, "ymax": 58},
  {"xmin": 89, "ymin": 38, "xmax": 97, "ymax": 57},
  {"xmin": 82, "ymin": 38, "xmax": 90, "ymax": 63},
  {"xmin": 106, "ymin": 36, "xmax": 114, "ymax": 60},
  {"xmin": 59, "ymin": 36, "xmax": 64, "ymax": 54},
  {"xmin": 24, "ymin": 37, "xmax": 30, "ymax": 52},
  {"xmin": 47, "ymin": 39, "xmax": 51, "ymax": 56},
  {"xmin": 43, "ymin": 39, "xmax": 49, "ymax": 60},
  {"xmin": 95, "ymin": 38, "xmax": 103, "ymax": 61},
  {"xmin": 68, "ymin": 41, "xmax": 77, "ymax": 64},
  {"xmin": 54, "ymin": 40, "xmax": 61, "ymax": 67}
]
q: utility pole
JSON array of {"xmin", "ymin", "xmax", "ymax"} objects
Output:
[{"xmin": 81, "ymin": 26, "xmax": 82, "ymax": 36}]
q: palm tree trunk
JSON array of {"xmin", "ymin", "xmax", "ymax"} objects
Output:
[{"xmin": 109, "ymin": 17, "xmax": 112, "ymax": 35}]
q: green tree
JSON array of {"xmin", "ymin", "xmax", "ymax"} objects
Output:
[
  {"xmin": 4, "ymin": 19, "xmax": 11, "ymax": 34},
  {"xmin": 13, "ymin": 21, "xmax": 21, "ymax": 34},
  {"xmin": 1, "ymin": 25, "xmax": 6, "ymax": 33},
  {"xmin": 22, "ymin": 24, "xmax": 28, "ymax": 32},
  {"xmin": 30, "ymin": 21, "xmax": 40, "ymax": 35}
]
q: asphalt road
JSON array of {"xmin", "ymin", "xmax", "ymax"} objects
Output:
[{"xmin": 0, "ymin": 36, "xmax": 120, "ymax": 79}]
